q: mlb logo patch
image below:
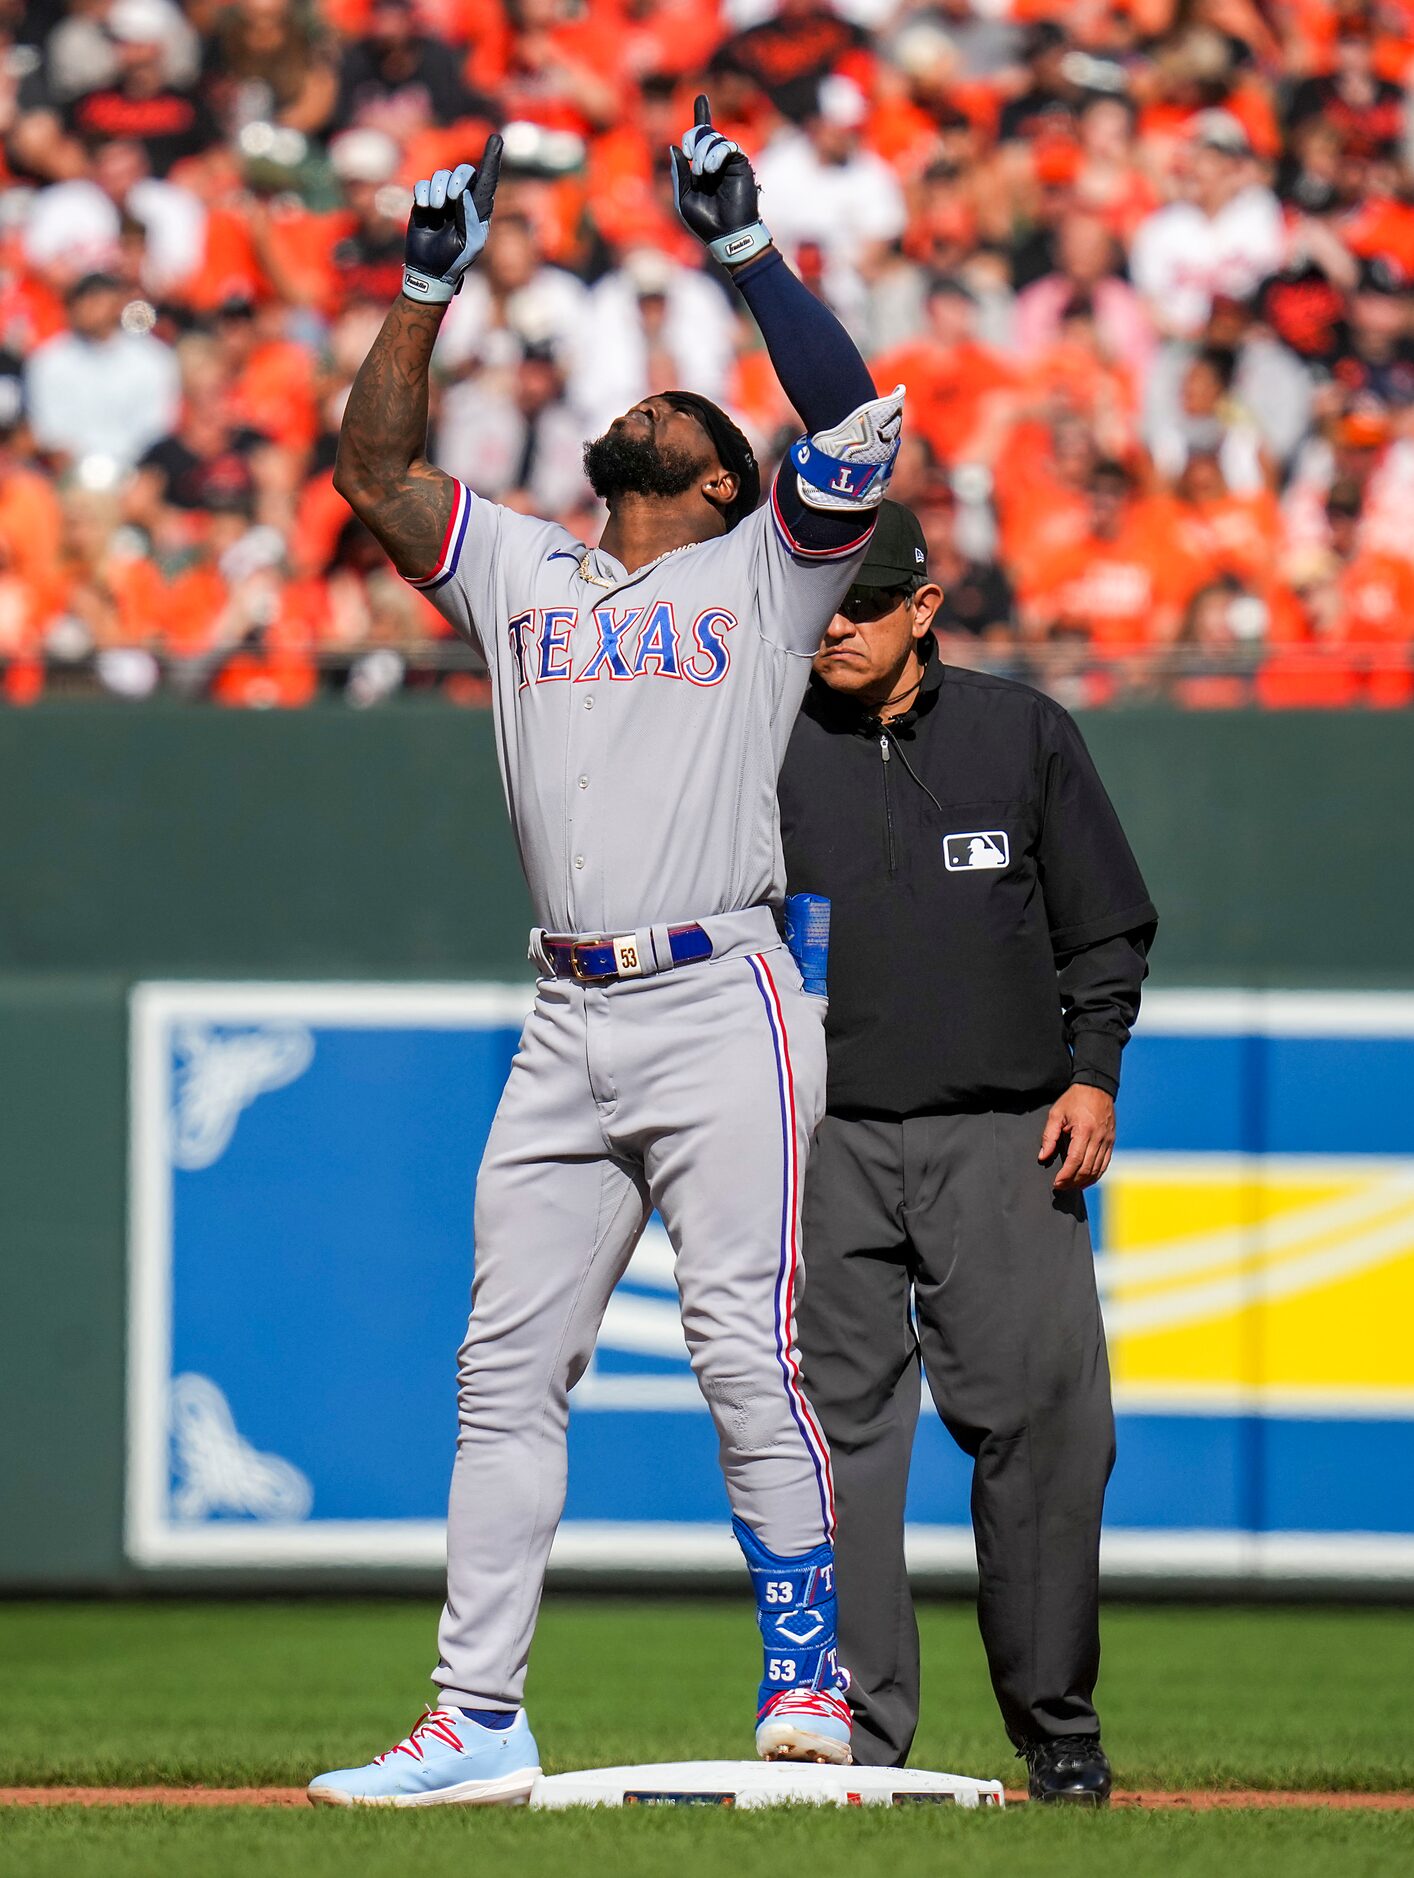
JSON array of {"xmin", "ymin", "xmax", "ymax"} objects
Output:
[{"xmin": 944, "ymin": 831, "xmax": 1009, "ymax": 872}]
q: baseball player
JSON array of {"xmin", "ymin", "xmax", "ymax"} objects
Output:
[{"xmin": 308, "ymin": 99, "xmax": 905, "ymax": 1806}]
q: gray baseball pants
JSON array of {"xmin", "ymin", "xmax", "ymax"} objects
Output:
[
  {"xmin": 794, "ymin": 1107, "xmax": 1115, "ymax": 1764},
  {"xmin": 433, "ymin": 912, "xmax": 832, "ymax": 1710}
]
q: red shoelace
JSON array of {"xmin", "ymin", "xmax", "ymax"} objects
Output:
[
  {"xmin": 759, "ymin": 1686, "xmax": 852, "ymax": 1725},
  {"xmin": 375, "ymin": 1708, "xmax": 465, "ymax": 1763}
]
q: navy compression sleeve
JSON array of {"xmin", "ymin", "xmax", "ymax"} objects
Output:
[
  {"xmin": 733, "ymin": 249, "xmax": 881, "ymax": 555},
  {"xmin": 733, "ymin": 249, "xmax": 876, "ymax": 432}
]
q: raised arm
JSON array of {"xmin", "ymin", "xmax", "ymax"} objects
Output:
[
  {"xmin": 334, "ymin": 141, "xmax": 501, "ymax": 579},
  {"xmin": 730, "ymin": 249, "xmax": 875, "ymax": 435},
  {"xmin": 334, "ymin": 294, "xmax": 455, "ymax": 577},
  {"xmin": 671, "ymin": 98, "xmax": 901, "ymax": 551},
  {"xmin": 669, "ymin": 97, "xmax": 877, "ymax": 431}
]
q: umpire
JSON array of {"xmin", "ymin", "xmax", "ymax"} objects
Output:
[{"xmin": 780, "ymin": 501, "xmax": 1157, "ymax": 1804}]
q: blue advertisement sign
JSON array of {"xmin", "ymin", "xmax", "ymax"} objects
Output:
[{"xmin": 127, "ymin": 986, "xmax": 1414, "ymax": 1583}]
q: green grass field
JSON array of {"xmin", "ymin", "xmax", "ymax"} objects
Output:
[{"xmin": 1, "ymin": 1598, "xmax": 1411, "ymax": 1877}]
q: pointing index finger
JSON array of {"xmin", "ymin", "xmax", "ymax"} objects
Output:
[
  {"xmin": 694, "ymin": 93, "xmax": 712, "ymax": 127},
  {"xmin": 471, "ymin": 132, "xmax": 502, "ymax": 220}
]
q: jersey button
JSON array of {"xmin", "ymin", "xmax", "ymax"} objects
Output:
[
  {"xmin": 573, "ymin": 855, "xmax": 586, "ymax": 870},
  {"xmin": 578, "ymin": 775, "xmax": 589, "ymax": 790},
  {"xmin": 583, "ymin": 696, "xmax": 595, "ymax": 711}
]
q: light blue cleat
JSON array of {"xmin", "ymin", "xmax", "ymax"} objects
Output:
[
  {"xmin": 756, "ymin": 1683, "xmax": 854, "ymax": 1764},
  {"xmin": 307, "ymin": 1706, "xmax": 541, "ymax": 1807}
]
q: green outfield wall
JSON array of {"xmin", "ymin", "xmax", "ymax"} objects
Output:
[
  {"xmin": 1, "ymin": 703, "xmax": 1411, "ymax": 1589},
  {"xmin": 1, "ymin": 705, "xmax": 1410, "ymax": 985}
]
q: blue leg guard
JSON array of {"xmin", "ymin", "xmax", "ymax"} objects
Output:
[{"xmin": 732, "ymin": 1516, "xmax": 846, "ymax": 1717}]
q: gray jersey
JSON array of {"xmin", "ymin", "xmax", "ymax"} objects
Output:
[{"xmin": 411, "ymin": 478, "xmax": 867, "ymax": 934}]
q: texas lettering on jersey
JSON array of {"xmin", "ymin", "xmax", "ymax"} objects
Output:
[
  {"xmin": 400, "ymin": 479, "xmax": 873, "ymax": 932},
  {"xmin": 507, "ymin": 602, "xmax": 736, "ymax": 689}
]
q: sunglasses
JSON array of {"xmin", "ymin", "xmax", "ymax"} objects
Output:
[{"xmin": 837, "ymin": 583, "xmax": 914, "ymax": 624}]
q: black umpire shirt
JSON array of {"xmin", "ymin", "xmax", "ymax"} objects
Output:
[{"xmin": 778, "ymin": 643, "xmax": 1158, "ymax": 1116}]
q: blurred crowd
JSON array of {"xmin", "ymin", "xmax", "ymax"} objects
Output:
[{"xmin": 3, "ymin": 0, "xmax": 1414, "ymax": 707}]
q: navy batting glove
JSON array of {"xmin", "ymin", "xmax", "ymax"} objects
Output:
[
  {"xmin": 403, "ymin": 134, "xmax": 503, "ymax": 305},
  {"xmin": 670, "ymin": 94, "xmax": 771, "ymax": 267}
]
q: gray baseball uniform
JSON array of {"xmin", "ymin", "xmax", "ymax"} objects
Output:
[{"xmin": 410, "ymin": 476, "xmax": 869, "ymax": 1709}]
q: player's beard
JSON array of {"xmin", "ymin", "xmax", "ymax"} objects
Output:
[{"xmin": 582, "ymin": 428, "xmax": 707, "ymax": 503}]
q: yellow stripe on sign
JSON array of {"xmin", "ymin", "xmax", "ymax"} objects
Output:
[{"xmin": 1100, "ymin": 1156, "xmax": 1414, "ymax": 1397}]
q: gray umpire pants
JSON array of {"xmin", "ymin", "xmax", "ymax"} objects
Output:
[{"xmin": 795, "ymin": 1106, "xmax": 1115, "ymax": 1764}]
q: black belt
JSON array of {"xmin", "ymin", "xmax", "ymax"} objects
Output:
[{"xmin": 543, "ymin": 923, "xmax": 713, "ymax": 983}]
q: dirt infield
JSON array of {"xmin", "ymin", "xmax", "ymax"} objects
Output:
[
  {"xmin": 0, "ymin": 1788, "xmax": 309, "ymax": 1807},
  {"xmin": 1, "ymin": 1787, "xmax": 1412, "ymax": 1811}
]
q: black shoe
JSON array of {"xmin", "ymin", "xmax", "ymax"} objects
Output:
[{"xmin": 1019, "ymin": 1735, "xmax": 1112, "ymax": 1805}]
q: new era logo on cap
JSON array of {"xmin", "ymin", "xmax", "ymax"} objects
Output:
[
  {"xmin": 854, "ymin": 497, "xmax": 928, "ymax": 584},
  {"xmin": 944, "ymin": 831, "xmax": 1009, "ymax": 872}
]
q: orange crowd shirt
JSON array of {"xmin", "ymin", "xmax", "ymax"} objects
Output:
[
  {"xmin": 1025, "ymin": 507, "xmax": 1198, "ymax": 647},
  {"xmin": 24, "ymin": 553, "xmax": 169, "ymax": 649},
  {"xmin": 162, "ymin": 562, "xmax": 228, "ymax": 658},
  {"xmin": 491, "ymin": 7, "xmax": 624, "ymax": 136},
  {"xmin": 586, "ymin": 121, "xmax": 700, "ymax": 259},
  {"xmin": 1167, "ymin": 489, "xmax": 1283, "ymax": 589},
  {"xmin": 1017, "ymin": 339, "xmax": 1137, "ymax": 424},
  {"xmin": 872, "ymin": 338, "xmax": 1018, "ymax": 466},
  {"xmin": 991, "ymin": 424, "xmax": 1094, "ymax": 582},
  {"xmin": 228, "ymin": 339, "xmax": 319, "ymax": 456},
  {"xmin": 210, "ymin": 646, "xmax": 320, "ymax": 708},
  {"xmin": 612, "ymin": 0, "xmax": 724, "ymax": 82},
  {"xmin": 0, "ymin": 469, "xmax": 64, "ymax": 590},
  {"xmin": 0, "ymin": 568, "xmax": 43, "ymax": 655},
  {"xmin": 174, "ymin": 205, "xmax": 263, "ymax": 314},
  {"xmin": 1340, "ymin": 195, "xmax": 1414, "ymax": 277},
  {"xmin": 1331, "ymin": 551, "xmax": 1414, "ymax": 645},
  {"xmin": 1000, "ymin": 486, "xmax": 1091, "ymax": 591}
]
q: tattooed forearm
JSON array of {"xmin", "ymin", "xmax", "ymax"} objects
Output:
[{"xmin": 334, "ymin": 293, "xmax": 456, "ymax": 577}]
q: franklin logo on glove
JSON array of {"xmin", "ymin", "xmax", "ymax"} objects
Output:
[{"xmin": 670, "ymin": 95, "xmax": 774, "ymax": 269}]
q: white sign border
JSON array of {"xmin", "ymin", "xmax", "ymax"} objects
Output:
[
  {"xmin": 126, "ymin": 981, "xmax": 533, "ymax": 1570},
  {"xmin": 127, "ymin": 983, "xmax": 1414, "ymax": 1577}
]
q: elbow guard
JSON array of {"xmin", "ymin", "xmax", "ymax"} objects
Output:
[{"xmin": 791, "ymin": 385, "xmax": 904, "ymax": 511}]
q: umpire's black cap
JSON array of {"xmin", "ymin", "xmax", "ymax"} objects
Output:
[
  {"xmin": 661, "ymin": 391, "xmax": 760, "ymax": 529},
  {"xmin": 854, "ymin": 499, "xmax": 929, "ymax": 586}
]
